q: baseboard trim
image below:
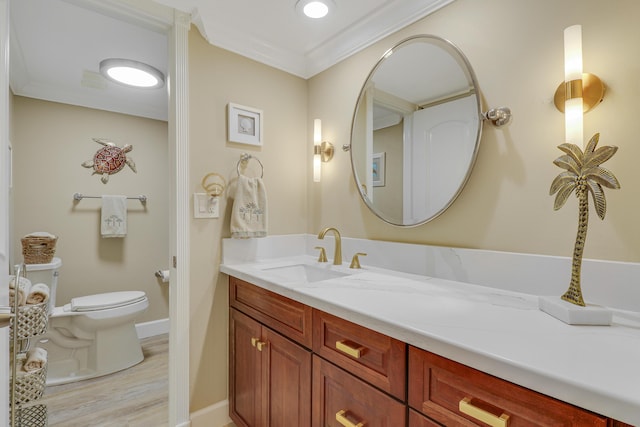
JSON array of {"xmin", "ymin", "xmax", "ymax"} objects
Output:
[
  {"xmin": 136, "ymin": 317, "xmax": 170, "ymax": 339},
  {"xmin": 190, "ymin": 400, "xmax": 232, "ymax": 427}
]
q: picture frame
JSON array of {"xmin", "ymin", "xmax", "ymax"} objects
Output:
[
  {"xmin": 228, "ymin": 103, "xmax": 263, "ymax": 146},
  {"xmin": 372, "ymin": 152, "xmax": 386, "ymax": 187}
]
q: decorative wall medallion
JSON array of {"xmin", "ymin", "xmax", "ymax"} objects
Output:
[{"xmin": 82, "ymin": 138, "xmax": 137, "ymax": 184}]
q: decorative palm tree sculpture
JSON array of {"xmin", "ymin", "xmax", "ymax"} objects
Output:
[{"xmin": 550, "ymin": 133, "xmax": 620, "ymax": 306}]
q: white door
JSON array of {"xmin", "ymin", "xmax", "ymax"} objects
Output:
[{"xmin": 403, "ymin": 96, "xmax": 477, "ymax": 223}]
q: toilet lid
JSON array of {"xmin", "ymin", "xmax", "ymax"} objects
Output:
[{"xmin": 70, "ymin": 291, "xmax": 146, "ymax": 312}]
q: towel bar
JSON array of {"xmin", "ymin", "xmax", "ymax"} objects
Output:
[{"xmin": 73, "ymin": 193, "xmax": 147, "ymax": 203}]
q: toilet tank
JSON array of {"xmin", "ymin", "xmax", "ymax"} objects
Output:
[{"xmin": 16, "ymin": 257, "xmax": 62, "ymax": 313}]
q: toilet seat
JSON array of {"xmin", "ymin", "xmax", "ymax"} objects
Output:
[{"xmin": 67, "ymin": 291, "xmax": 147, "ymax": 312}]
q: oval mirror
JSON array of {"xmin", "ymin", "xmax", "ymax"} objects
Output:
[{"xmin": 350, "ymin": 35, "xmax": 483, "ymax": 226}]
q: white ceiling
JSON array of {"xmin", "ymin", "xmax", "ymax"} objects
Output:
[{"xmin": 9, "ymin": 0, "xmax": 454, "ymax": 121}]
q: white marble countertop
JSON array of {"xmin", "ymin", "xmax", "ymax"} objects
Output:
[{"xmin": 221, "ymin": 253, "xmax": 640, "ymax": 425}]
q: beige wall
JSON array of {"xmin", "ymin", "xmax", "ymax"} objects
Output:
[
  {"xmin": 308, "ymin": 0, "xmax": 640, "ymax": 263},
  {"xmin": 187, "ymin": 30, "xmax": 308, "ymax": 411},
  {"xmin": 11, "ymin": 96, "xmax": 169, "ymax": 323},
  {"xmin": 187, "ymin": 0, "xmax": 640, "ymax": 420}
]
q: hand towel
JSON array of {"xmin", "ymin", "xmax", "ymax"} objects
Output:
[
  {"xmin": 27, "ymin": 283, "xmax": 50, "ymax": 305},
  {"xmin": 231, "ymin": 175, "xmax": 268, "ymax": 238},
  {"xmin": 9, "ymin": 275, "xmax": 32, "ymax": 306},
  {"xmin": 23, "ymin": 347, "xmax": 47, "ymax": 372},
  {"xmin": 101, "ymin": 195, "xmax": 127, "ymax": 238}
]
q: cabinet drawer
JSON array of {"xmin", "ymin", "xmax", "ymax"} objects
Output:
[
  {"xmin": 408, "ymin": 346, "xmax": 608, "ymax": 426},
  {"xmin": 230, "ymin": 277, "xmax": 312, "ymax": 347},
  {"xmin": 312, "ymin": 356, "xmax": 406, "ymax": 427},
  {"xmin": 409, "ymin": 408, "xmax": 444, "ymax": 427},
  {"xmin": 313, "ymin": 309, "xmax": 406, "ymax": 400}
]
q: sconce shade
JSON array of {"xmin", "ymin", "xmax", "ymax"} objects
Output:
[
  {"xmin": 312, "ymin": 119, "xmax": 334, "ymax": 182},
  {"xmin": 313, "ymin": 153, "xmax": 322, "ymax": 182},
  {"xmin": 553, "ymin": 25, "xmax": 605, "ymax": 148},
  {"xmin": 314, "ymin": 119, "xmax": 322, "ymax": 182},
  {"xmin": 563, "ymin": 25, "xmax": 583, "ymax": 148}
]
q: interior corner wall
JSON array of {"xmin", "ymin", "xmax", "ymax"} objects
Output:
[
  {"xmin": 11, "ymin": 96, "xmax": 169, "ymax": 323},
  {"xmin": 187, "ymin": 28, "xmax": 308, "ymax": 414},
  {"xmin": 308, "ymin": 0, "xmax": 640, "ymax": 263}
]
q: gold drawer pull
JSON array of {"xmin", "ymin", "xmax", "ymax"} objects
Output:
[
  {"xmin": 335, "ymin": 340, "xmax": 364, "ymax": 358},
  {"xmin": 250, "ymin": 337, "xmax": 267, "ymax": 351},
  {"xmin": 335, "ymin": 409, "xmax": 364, "ymax": 427},
  {"xmin": 459, "ymin": 397, "xmax": 510, "ymax": 427}
]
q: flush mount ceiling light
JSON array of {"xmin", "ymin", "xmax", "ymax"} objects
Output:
[
  {"xmin": 296, "ymin": 0, "xmax": 334, "ymax": 19},
  {"xmin": 99, "ymin": 58, "xmax": 165, "ymax": 89}
]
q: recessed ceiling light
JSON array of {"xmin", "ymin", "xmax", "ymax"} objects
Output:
[
  {"xmin": 99, "ymin": 58, "xmax": 165, "ymax": 89},
  {"xmin": 296, "ymin": 0, "xmax": 334, "ymax": 19}
]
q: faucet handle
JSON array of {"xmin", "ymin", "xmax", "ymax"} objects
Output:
[
  {"xmin": 315, "ymin": 246, "xmax": 328, "ymax": 263},
  {"xmin": 350, "ymin": 252, "xmax": 367, "ymax": 269}
]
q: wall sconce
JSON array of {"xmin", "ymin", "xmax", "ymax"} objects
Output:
[
  {"xmin": 313, "ymin": 119, "xmax": 334, "ymax": 182},
  {"xmin": 553, "ymin": 25, "xmax": 605, "ymax": 147}
]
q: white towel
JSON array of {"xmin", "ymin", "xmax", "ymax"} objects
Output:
[
  {"xmin": 101, "ymin": 195, "xmax": 127, "ymax": 238},
  {"xmin": 23, "ymin": 347, "xmax": 47, "ymax": 372},
  {"xmin": 231, "ymin": 175, "xmax": 268, "ymax": 238},
  {"xmin": 9, "ymin": 275, "xmax": 32, "ymax": 306},
  {"xmin": 27, "ymin": 283, "xmax": 50, "ymax": 305}
]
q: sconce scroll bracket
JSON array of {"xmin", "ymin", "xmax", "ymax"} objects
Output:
[
  {"xmin": 554, "ymin": 72, "xmax": 605, "ymax": 113},
  {"xmin": 315, "ymin": 141, "xmax": 334, "ymax": 162}
]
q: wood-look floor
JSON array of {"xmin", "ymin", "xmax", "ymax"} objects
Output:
[{"xmin": 35, "ymin": 334, "xmax": 168, "ymax": 427}]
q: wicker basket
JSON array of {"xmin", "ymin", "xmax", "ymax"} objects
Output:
[
  {"xmin": 21, "ymin": 235, "xmax": 57, "ymax": 265},
  {"xmin": 11, "ymin": 357, "xmax": 48, "ymax": 406},
  {"xmin": 10, "ymin": 303, "xmax": 49, "ymax": 340},
  {"xmin": 12, "ymin": 404, "xmax": 48, "ymax": 427}
]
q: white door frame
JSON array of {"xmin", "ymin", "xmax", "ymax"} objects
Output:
[
  {"xmin": 0, "ymin": 1, "xmax": 191, "ymax": 425},
  {"xmin": 1, "ymin": 0, "xmax": 11, "ymax": 422}
]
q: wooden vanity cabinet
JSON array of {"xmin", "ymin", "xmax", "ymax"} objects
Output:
[
  {"xmin": 408, "ymin": 346, "xmax": 609, "ymax": 426},
  {"xmin": 229, "ymin": 276, "xmax": 635, "ymax": 427}
]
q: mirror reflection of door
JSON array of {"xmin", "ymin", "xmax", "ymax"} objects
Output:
[{"xmin": 8, "ymin": 0, "xmax": 170, "ymax": 424}]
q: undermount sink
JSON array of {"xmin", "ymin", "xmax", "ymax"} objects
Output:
[{"xmin": 260, "ymin": 264, "xmax": 350, "ymax": 283}]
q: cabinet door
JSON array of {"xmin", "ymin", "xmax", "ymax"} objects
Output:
[
  {"xmin": 263, "ymin": 326, "xmax": 311, "ymax": 427},
  {"xmin": 230, "ymin": 308, "xmax": 312, "ymax": 427},
  {"xmin": 312, "ymin": 356, "xmax": 405, "ymax": 427},
  {"xmin": 230, "ymin": 309, "xmax": 264, "ymax": 427}
]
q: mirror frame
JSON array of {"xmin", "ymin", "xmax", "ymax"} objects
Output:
[{"xmin": 349, "ymin": 34, "xmax": 483, "ymax": 227}]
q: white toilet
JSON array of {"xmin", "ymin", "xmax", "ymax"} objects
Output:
[{"xmin": 21, "ymin": 258, "xmax": 149, "ymax": 385}]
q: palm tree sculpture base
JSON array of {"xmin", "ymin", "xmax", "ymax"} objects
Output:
[{"xmin": 550, "ymin": 133, "xmax": 620, "ymax": 308}]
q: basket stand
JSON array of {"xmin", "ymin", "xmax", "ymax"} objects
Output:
[{"xmin": 9, "ymin": 264, "xmax": 49, "ymax": 427}]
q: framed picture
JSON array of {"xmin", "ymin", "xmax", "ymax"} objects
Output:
[
  {"xmin": 372, "ymin": 152, "xmax": 386, "ymax": 187},
  {"xmin": 228, "ymin": 103, "xmax": 263, "ymax": 146}
]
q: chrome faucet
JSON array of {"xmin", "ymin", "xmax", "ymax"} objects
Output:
[{"xmin": 317, "ymin": 227, "xmax": 342, "ymax": 265}]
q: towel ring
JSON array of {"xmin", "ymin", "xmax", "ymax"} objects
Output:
[{"xmin": 237, "ymin": 153, "xmax": 264, "ymax": 178}]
